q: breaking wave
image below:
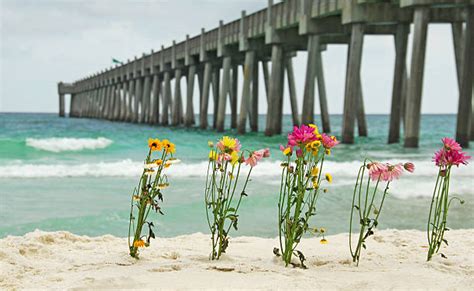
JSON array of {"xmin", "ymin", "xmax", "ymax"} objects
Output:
[{"xmin": 26, "ymin": 137, "xmax": 113, "ymax": 152}]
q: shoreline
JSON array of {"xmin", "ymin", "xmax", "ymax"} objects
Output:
[{"xmin": 1, "ymin": 229, "xmax": 473, "ymax": 289}]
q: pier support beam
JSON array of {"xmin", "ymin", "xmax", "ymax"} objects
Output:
[
  {"xmin": 212, "ymin": 66, "xmax": 220, "ymax": 129},
  {"xmin": 404, "ymin": 7, "xmax": 429, "ymax": 148},
  {"xmin": 389, "ymin": 24, "xmax": 409, "ymax": 143},
  {"xmin": 356, "ymin": 78, "xmax": 368, "ymax": 137},
  {"xmin": 141, "ymin": 75, "xmax": 152, "ymax": 123},
  {"xmin": 316, "ymin": 46, "xmax": 330, "ymax": 133},
  {"xmin": 162, "ymin": 72, "xmax": 171, "ymax": 125},
  {"xmin": 185, "ymin": 65, "xmax": 196, "ymax": 127},
  {"xmin": 200, "ymin": 62, "xmax": 212, "ymax": 129},
  {"xmin": 126, "ymin": 79, "xmax": 135, "ymax": 122},
  {"xmin": 216, "ymin": 56, "xmax": 232, "ymax": 132},
  {"xmin": 133, "ymin": 78, "xmax": 143, "ymax": 123},
  {"xmin": 285, "ymin": 56, "xmax": 299, "ymax": 126},
  {"xmin": 230, "ymin": 64, "xmax": 238, "ymax": 129},
  {"xmin": 119, "ymin": 82, "xmax": 128, "ymax": 121},
  {"xmin": 302, "ymin": 35, "xmax": 319, "ymax": 125},
  {"xmin": 150, "ymin": 75, "xmax": 160, "ymax": 124},
  {"xmin": 265, "ymin": 44, "xmax": 284, "ymax": 136},
  {"xmin": 238, "ymin": 51, "xmax": 255, "ymax": 134},
  {"xmin": 456, "ymin": 7, "xmax": 474, "ymax": 147},
  {"xmin": 172, "ymin": 69, "xmax": 182, "ymax": 126},
  {"xmin": 342, "ymin": 23, "xmax": 365, "ymax": 144},
  {"xmin": 59, "ymin": 94, "xmax": 65, "ymax": 117},
  {"xmin": 250, "ymin": 59, "xmax": 259, "ymax": 132}
]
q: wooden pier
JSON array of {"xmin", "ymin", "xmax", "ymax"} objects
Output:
[{"xmin": 58, "ymin": 0, "xmax": 474, "ymax": 148}]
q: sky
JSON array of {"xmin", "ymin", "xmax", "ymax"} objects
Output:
[{"xmin": 0, "ymin": 0, "xmax": 461, "ymax": 114}]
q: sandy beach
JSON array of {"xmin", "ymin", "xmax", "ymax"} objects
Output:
[{"xmin": 1, "ymin": 229, "xmax": 473, "ymax": 290}]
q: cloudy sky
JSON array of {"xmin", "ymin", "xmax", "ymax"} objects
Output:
[{"xmin": 0, "ymin": 0, "xmax": 460, "ymax": 114}]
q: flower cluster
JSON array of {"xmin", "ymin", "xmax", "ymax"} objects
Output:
[
  {"xmin": 349, "ymin": 159, "xmax": 414, "ymax": 265},
  {"xmin": 276, "ymin": 124, "xmax": 337, "ymax": 268},
  {"xmin": 427, "ymin": 138, "xmax": 469, "ymax": 261},
  {"xmin": 367, "ymin": 161, "xmax": 414, "ymax": 182},
  {"xmin": 433, "ymin": 137, "xmax": 470, "ymax": 168},
  {"xmin": 281, "ymin": 124, "xmax": 339, "ymax": 158},
  {"xmin": 127, "ymin": 138, "xmax": 177, "ymax": 259},
  {"xmin": 205, "ymin": 136, "xmax": 269, "ymax": 260}
]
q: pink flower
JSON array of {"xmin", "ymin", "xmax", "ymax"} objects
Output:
[
  {"xmin": 296, "ymin": 148, "xmax": 303, "ymax": 158},
  {"xmin": 403, "ymin": 162, "xmax": 415, "ymax": 173},
  {"xmin": 441, "ymin": 137, "xmax": 462, "ymax": 151},
  {"xmin": 433, "ymin": 148, "xmax": 470, "ymax": 167},
  {"xmin": 367, "ymin": 162, "xmax": 387, "ymax": 181},
  {"xmin": 381, "ymin": 163, "xmax": 404, "ymax": 182},
  {"xmin": 287, "ymin": 125, "xmax": 317, "ymax": 147},
  {"xmin": 320, "ymin": 133, "xmax": 339, "ymax": 149},
  {"xmin": 245, "ymin": 148, "xmax": 270, "ymax": 167}
]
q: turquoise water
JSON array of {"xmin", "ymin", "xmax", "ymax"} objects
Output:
[{"xmin": 0, "ymin": 113, "xmax": 473, "ymax": 238}]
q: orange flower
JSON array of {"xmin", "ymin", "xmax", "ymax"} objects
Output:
[
  {"xmin": 133, "ymin": 240, "xmax": 145, "ymax": 248},
  {"xmin": 161, "ymin": 139, "xmax": 176, "ymax": 154},
  {"xmin": 148, "ymin": 138, "xmax": 162, "ymax": 151}
]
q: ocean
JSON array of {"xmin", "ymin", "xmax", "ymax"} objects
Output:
[{"xmin": 0, "ymin": 113, "xmax": 472, "ymax": 239}]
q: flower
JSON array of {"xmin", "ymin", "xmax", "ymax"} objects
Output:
[
  {"xmin": 308, "ymin": 124, "xmax": 320, "ymax": 135},
  {"xmin": 209, "ymin": 150, "xmax": 218, "ymax": 161},
  {"xmin": 433, "ymin": 146, "xmax": 470, "ymax": 167},
  {"xmin": 280, "ymin": 145, "xmax": 292, "ymax": 156},
  {"xmin": 217, "ymin": 136, "xmax": 241, "ymax": 153},
  {"xmin": 133, "ymin": 240, "xmax": 145, "ymax": 248},
  {"xmin": 144, "ymin": 163, "xmax": 157, "ymax": 170},
  {"xmin": 208, "ymin": 141, "xmax": 214, "ymax": 148},
  {"xmin": 367, "ymin": 162, "xmax": 387, "ymax": 181},
  {"xmin": 319, "ymin": 228, "xmax": 326, "ymax": 233},
  {"xmin": 320, "ymin": 238, "xmax": 328, "ymax": 244},
  {"xmin": 320, "ymin": 134, "xmax": 339, "ymax": 149},
  {"xmin": 245, "ymin": 148, "xmax": 269, "ymax": 167},
  {"xmin": 230, "ymin": 151, "xmax": 240, "ymax": 165},
  {"xmin": 166, "ymin": 158, "xmax": 181, "ymax": 164},
  {"xmin": 325, "ymin": 173, "xmax": 332, "ymax": 183},
  {"xmin": 154, "ymin": 159, "xmax": 163, "ymax": 166},
  {"xmin": 325, "ymin": 149, "xmax": 331, "ymax": 155},
  {"xmin": 381, "ymin": 163, "xmax": 404, "ymax": 182},
  {"xmin": 287, "ymin": 125, "xmax": 317, "ymax": 147},
  {"xmin": 156, "ymin": 183, "xmax": 169, "ymax": 190},
  {"xmin": 311, "ymin": 166, "xmax": 319, "ymax": 177},
  {"xmin": 148, "ymin": 138, "xmax": 162, "ymax": 151},
  {"xmin": 441, "ymin": 137, "xmax": 462, "ymax": 151},
  {"xmin": 144, "ymin": 169, "xmax": 155, "ymax": 176},
  {"xmin": 312, "ymin": 181, "xmax": 319, "ymax": 189},
  {"xmin": 305, "ymin": 140, "xmax": 321, "ymax": 153},
  {"xmin": 403, "ymin": 162, "xmax": 415, "ymax": 173},
  {"xmin": 161, "ymin": 139, "xmax": 176, "ymax": 154},
  {"xmin": 296, "ymin": 148, "xmax": 303, "ymax": 158}
]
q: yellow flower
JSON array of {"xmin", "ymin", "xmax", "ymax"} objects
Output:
[
  {"xmin": 312, "ymin": 181, "xmax": 319, "ymax": 189},
  {"xmin": 325, "ymin": 149, "xmax": 331, "ymax": 155},
  {"xmin": 325, "ymin": 173, "xmax": 332, "ymax": 183},
  {"xmin": 208, "ymin": 141, "xmax": 214, "ymax": 148},
  {"xmin": 230, "ymin": 151, "xmax": 239, "ymax": 165},
  {"xmin": 154, "ymin": 159, "xmax": 163, "ymax": 166},
  {"xmin": 220, "ymin": 136, "xmax": 237, "ymax": 150},
  {"xmin": 320, "ymin": 238, "xmax": 328, "ymax": 244},
  {"xmin": 145, "ymin": 169, "xmax": 155, "ymax": 176},
  {"xmin": 156, "ymin": 183, "xmax": 169, "ymax": 190},
  {"xmin": 148, "ymin": 138, "xmax": 162, "ymax": 151},
  {"xmin": 319, "ymin": 228, "xmax": 326, "ymax": 234},
  {"xmin": 283, "ymin": 147, "xmax": 292, "ymax": 156},
  {"xmin": 308, "ymin": 124, "xmax": 320, "ymax": 136},
  {"xmin": 311, "ymin": 166, "xmax": 319, "ymax": 177},
  {"xmin": 161, "ymin": 139, "xmax": 176, "ymax": 154},
  {"xmin": 133, "ymin": 240, "xmax": 145, "ymax": 248},
  {"xmin": 133, "ymin": 195, "xmax": 140, "ymax": 201},
  {"xmin": 209, "ymin": 150, "xmax": 218, "ymax": 161},
  {"xmin": 164, "ymin": 162, "xmax": 171, "ymax": 168}
]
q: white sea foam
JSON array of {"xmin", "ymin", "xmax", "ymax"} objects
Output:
[
  {"xmin": 26, "ymin": 137, "xmax": 113, "ymax": 152},
  {"xmin": 1, "ymin": 159, "xmax": 472, "ymax": 198}
]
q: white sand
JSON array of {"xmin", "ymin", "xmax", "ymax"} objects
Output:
[{"xmin": 1, "ymin": 229, "xmax": 473, "ymax": 290}]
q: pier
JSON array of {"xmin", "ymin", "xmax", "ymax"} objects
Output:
[{"xmin": 58, "ymin": 0, "xmax": 473, "ymax": 148}]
